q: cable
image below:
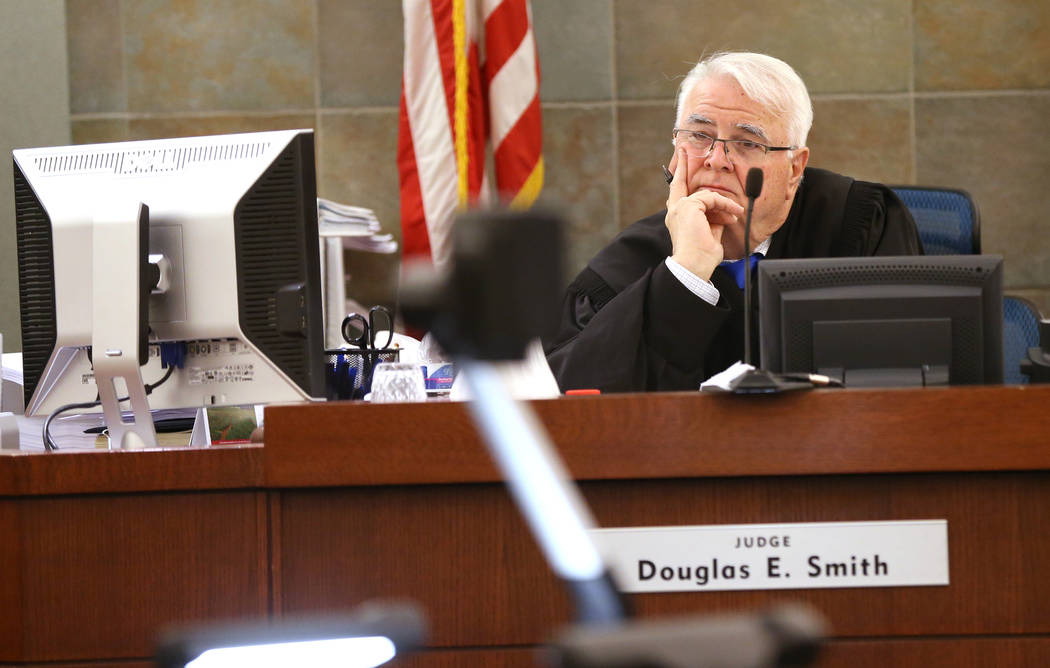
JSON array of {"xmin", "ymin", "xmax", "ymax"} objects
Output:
[
  {"xmin": 148, "ymin": 363, "xmax": 177, "ymax": 392},
  {"xmin": 42, "ymin": 364, "xmax": 177, "ymax": 451},
  {"xmin": 42, "ymin": 399, "xmax": 102, "ymax": 451},
  {"xmin": 780, "ymin": 372, "xmax": 847, "ymax": 388}
]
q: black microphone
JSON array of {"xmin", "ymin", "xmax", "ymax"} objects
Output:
[
  {"xmin": 742, "ymin": 167, "xmax": 763, "ymax": 366},
  {"xmin": 745, "ymin": 167, "xmax": 764, "ymax": 200}
]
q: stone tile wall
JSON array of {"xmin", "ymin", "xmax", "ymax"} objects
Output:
[{"xmin": 67, "ymin": 0, "xmax": 1050, "ymax": 312}]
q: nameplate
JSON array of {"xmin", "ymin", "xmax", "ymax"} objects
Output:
[{"xmin": 590, "ymin": 520, "xmax": 948, "ymax": 593}]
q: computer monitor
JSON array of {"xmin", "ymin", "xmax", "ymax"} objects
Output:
[
  {"xmin": 757, "ymin": 255, "xmax": 1004, "ymax": 387},
  {"xmin": 13, "ymin": 129, "xmax": 326, "ymax": 421}
]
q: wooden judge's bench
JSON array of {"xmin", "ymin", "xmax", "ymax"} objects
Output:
[{"xmin": 2, "ymin": 385, "xmax": 1050, "ymax": 667}]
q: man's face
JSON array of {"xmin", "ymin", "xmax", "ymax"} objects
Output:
[{"xmin": 674, "ymin": 74, "xmax": 809, "ymax": 257}]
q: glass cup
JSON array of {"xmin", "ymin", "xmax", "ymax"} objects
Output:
[{"xmin": 369, "ymin": 362, "xmax": 427, "ymax": 403}]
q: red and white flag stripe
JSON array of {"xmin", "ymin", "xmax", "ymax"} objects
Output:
[
  {"xmin": 399, "ymin": 0, "xmax": 543, "ymax": 269},
  {"xmin": 483, "ymin": 0, "xmax": 543, "ymax": 208}
]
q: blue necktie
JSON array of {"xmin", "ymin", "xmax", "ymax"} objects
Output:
[{"xmin": 722, "ymin": 254, "xmax": 762, "ymax": 290}]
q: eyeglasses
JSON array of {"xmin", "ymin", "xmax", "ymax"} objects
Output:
[{"xmin": 672, "ymin": 128, "xmax": 796, "ymax": 163}]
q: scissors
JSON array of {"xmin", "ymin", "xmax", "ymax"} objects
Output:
[
  {"xmin": 341, "ymin": 306, "xmax": 394, "ymax": 351},
  {"xmin": 341, "ymin": 306, "xmax": 393, "ymax": 397}
]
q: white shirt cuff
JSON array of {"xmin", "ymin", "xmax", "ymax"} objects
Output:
[{"xmin": 665, "ymin": 257, "xmax": 720, "ymax": 306}]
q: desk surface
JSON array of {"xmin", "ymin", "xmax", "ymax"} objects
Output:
[
  {"xmin": 7, "ymin": 383, "xmax": 1048, "ymax": 496},
  {"xmin": 263, "ymin": 383, "xmax": 1050, "ymax": 486}
]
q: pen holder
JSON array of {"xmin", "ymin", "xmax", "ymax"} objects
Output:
[{"xmin": 324, "ymin": 348, "xmax": 400, "ymax": 400}]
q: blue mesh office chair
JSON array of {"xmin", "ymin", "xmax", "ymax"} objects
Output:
[
  {"xmin": 891, "ymin": 186, "xmax": 981, "ymax": 255},
  {"xmin": 1003, "ymin": 296, "xmax": 1042, "ymax": 384}
]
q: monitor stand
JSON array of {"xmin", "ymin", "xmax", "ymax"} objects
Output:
[
  {"xmin": 819, "ymin": 365, "xmax": 949, "ymax": 387},
  {"xmin": 92, "ymin": 201, "xmax": 157, "ymax": 449}
]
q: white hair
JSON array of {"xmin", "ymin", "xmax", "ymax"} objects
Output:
[{"xmin": 675, "ymin": 52, "xmax": 813, "ymax": 148}]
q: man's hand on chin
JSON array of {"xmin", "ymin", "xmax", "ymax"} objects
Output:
[{"xmin": 665, "ymin": 147, "xmax": 744, "ymax": 279}]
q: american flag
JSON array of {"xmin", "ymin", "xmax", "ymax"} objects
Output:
[{"xmin": 398, "ymin": 0, "xmax": 544, "ymax": 269}]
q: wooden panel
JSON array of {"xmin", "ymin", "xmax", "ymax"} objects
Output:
[
  {"xmin": 587, "ymin": 473, "xmax": 1050, "ymax": 637},
  {"xmin": 0, "ymin": 444, "xmax": 262, "ymax": 496},
  {"xmin": 0, "ymin": 491, "xmax": 270, "ymax": 663},
  {"xmin": 14, "ymin": 662, "xmax": 155, "ymax": 668},
  {"xmin": 3, "ymin": 386, "xmax": 1049, "ymax": 665},
  {"xmin": 399, "ymin": 647, "xmax": 538, "ymax": 667},
  {"xmin": 396, "ymin": 638, "xmax": 1050, "ymax": 667},
  {"xmin": 277, "ymin": 484, "xmax": 566, "ymax": 646},
  {"xmin": 268, "ymin": 491, "xmax": 284, "ymax": 617},
  {"xmin": 0, "ymin": 497, "xmax": 26, "ymax": 658},
  {"xmin": 818, "ymin": 637, "xmax": 1050, "ymax": 666},
  {"xmin": 11, "ymin": 639, "xmax": 1048, "ymax": 668},
  {"xmin": 263, "ymin": 386, "xmax": 1050, "ymax": 487},
  {"xmin": 276, "ymin": 472, "xmax": 1050, "ymax": 648}
]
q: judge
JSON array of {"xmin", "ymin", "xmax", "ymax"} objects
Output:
[{"xmin": 544, "ymin": 52, "xmax": 923, "ymax": 393}]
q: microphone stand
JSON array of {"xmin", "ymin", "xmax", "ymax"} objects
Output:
[
  {"xmin": 404, "ymin": 208, "xmax": 629, "ymax": 625},
  {"xmin": 730, "ymin": 169, "xmax": 788, "ymax": 394},
  {"xmin": 458, "ymin": 359, "xmax": 628, "ymax": 625},
  {"xmin": 401, "ymin": 207, "xmax": 825, "ymax": 666}
]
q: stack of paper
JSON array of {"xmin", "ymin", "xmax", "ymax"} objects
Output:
[
  {"xmin": 317, "ymin": 198, "xmax": 398, "ymax": 254},
  {"xmin": 1, "ymin": 351, "xmax": 24, "ymax": 415},
  {"xmin": 1, "ymin": 352, "xmax": 22, "ymax": 388},
  {"xmin": 16, "ymin": 407, "xmax": 200, "ymax": 451}
]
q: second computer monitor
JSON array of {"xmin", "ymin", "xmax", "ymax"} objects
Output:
[{"xmin": 758, "ymin": 255, "xmax": 1004, "ymax": 387}]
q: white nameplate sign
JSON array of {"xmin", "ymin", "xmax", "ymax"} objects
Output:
[{"xmin": 590, "ymin": 520, "xmax": 948, "ymax": 593}]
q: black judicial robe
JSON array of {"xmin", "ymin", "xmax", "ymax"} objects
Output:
[{"xmin": 543, "ymin": 167, "xmax": 923, "ymax": 393}]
